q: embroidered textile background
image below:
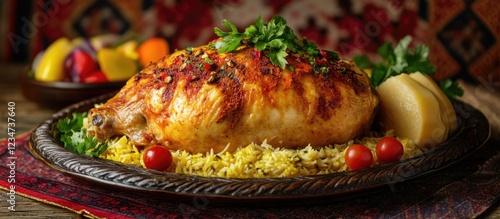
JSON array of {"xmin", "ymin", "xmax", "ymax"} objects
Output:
[{"xmin": 1, "ymin": 0, "xmax": 498, "ymax": 89}]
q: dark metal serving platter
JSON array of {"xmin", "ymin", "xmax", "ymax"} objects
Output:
[{"xmin": 29, "ymin": 92, "xmax": 490, "ymax": 206}]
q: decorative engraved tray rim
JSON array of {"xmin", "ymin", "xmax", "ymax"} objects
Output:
[{"xmin": 29, "ymin": 92, "xmax": 491, "ymax": 206}]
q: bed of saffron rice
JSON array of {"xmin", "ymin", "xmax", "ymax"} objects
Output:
[{"xmin": 99, "ymin": 130, "xmax": 422, "ymax": 178}]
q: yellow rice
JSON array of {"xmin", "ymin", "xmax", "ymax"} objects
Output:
[{"xmin": 98, "ymin": 130, "xmax": 422, "ymax": 178}]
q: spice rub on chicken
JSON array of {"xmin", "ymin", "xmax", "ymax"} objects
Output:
[{"xmin": 87, "ymin": 16, "xmax": 379, "ymax": 154}]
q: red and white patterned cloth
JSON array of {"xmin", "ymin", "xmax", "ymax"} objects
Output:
[{"xmin": 1, "ymin": 0, "xmax": 498, "ymax": 89}]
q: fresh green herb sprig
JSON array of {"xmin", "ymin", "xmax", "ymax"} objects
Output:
[
  {"xmin": 56, "ymin": 113, "xmax": 107, "ymax": 157},
  {"xmin": 354, "ymin": 36, "xmax": 463, "ymax": 100},
  {"xmin": 439, "ymin": 79, "xmax": 464, "ymax": 100},
  {"xmin": 213, "ymin": 16, "xmax": 320, "ymax": 69},
  {"xmin": 362, "ymin": 36, "xmax": 436, "ymax": 86}
]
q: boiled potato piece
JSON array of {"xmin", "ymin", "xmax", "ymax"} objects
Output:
[
  {"xmin": 409, "ymin": 73, "xmax": 457, "ymax": 139},
  {"xmin": 377, "ymin": 74, "xmax": 447, "ymax": 150}
]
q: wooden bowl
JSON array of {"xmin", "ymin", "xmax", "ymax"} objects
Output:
[{"xmin": 19, "ymin": 72, "xmax": 125, "ymax": 109}]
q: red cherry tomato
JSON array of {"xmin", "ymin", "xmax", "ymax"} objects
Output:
[
  {"xmin": 345, "ymin": 144, "xmax": 373, "ymax": 170},
  {"xmin": 376, "ymin": 137, "xmax": 404, "ymax": 163},
  {"xmin": 143, "ymin": 145, "xmax": 173, "ymax": 171}
]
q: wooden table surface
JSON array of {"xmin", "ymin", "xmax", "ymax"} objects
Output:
[{"xmin": 0, "ymin": 63, "xmax": 498, "ymax": 218}]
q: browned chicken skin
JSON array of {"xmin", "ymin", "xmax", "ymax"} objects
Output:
[{"xmin": 87, "ymin": 43, "xmax": 379, "ymax": 153}]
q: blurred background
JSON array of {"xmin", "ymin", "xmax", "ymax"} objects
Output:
[{"xmin": 0, "ymin": 0, "xmax": 498, "ymax": 88}]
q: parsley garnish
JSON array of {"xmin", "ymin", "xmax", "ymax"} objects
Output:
[
  {"xmin": 352, "ymin": 55, "xmax": 373, "ymax": 70},
  {"xmin": 367, "ymin": 36, "xmax": 436, "ymax": 86},
  {"xmin": 213, "ymin": 16, "xmax": 320, "ymax": 69},
  {"xmin": 439, "ymin": 79, "xmax": 464, "ymax": 100},
  {"xmin": 353, "ymin": 36, "xmax": 463, "ymax": 100},
  {"xmin": 56, "ymin": 113, "xmax": 107, "ymax": 157}
]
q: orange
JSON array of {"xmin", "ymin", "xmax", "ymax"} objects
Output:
[{"xmin": 137, "ymin": 37, "xmax": 170, "ymax": 68}]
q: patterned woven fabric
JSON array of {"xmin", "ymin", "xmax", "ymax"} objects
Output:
[
  {"xmin": 428, "ymin": 0, "xmax": 499, "ymax": 90},
  {"xmin": 1, "ymin": 132, "xmax": 499, "ymax": 218},
  {"xmin": 1, "ymin": 0, "xmax": 498, "ymax": 86}
]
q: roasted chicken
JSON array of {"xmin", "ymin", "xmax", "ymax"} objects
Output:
[{"xmin": 87, "ymin": 43, "xmax": 379, "ymax": 154}]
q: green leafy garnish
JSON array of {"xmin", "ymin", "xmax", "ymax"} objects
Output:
[
  {"xmin": 353, "ymin": 36, "xmax": 463, "ymax": 100},
  {"xmin": 213, "ymin": 16, "xmax": 321, "ymax": 69},
  {"xmin": 352, "ymin": 55, "xmax": 373, "ymax": 69},
  {"xmin": 439, "ymin": 79, "xmax": 464, "ymax": 100},
  {"xmin": 214, "ymin": 20, "xmax": 247, "ymax": 53},
  {"xmin": 56, "ymin": 113, "xmax": 107, "ymax": 157},
  {"xmin": 367, "ymin": 36, "xmax": 436, "ymax": 86}
]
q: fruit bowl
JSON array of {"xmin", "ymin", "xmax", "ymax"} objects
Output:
[
  {"xmin": 21, "ymin": 34, "xmax": 170, "ymax": 109},
  {"xmin": 19, "ymin": 71, "xmax": 125, "ymax": 109}
]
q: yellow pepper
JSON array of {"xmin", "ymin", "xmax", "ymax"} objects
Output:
[
  {"xmin": 35, "ymin": 37, "xmax": 74, "ymax": 82},
  {"xmin": 97, "ymin": 48, "xmax": 138, "ymax": 81},
  {"xmin": 116, "ymin": 40, "xmax": 139, "ymax": 60}
]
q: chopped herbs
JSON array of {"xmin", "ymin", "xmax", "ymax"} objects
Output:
[
  {"xmin": 213, "ymin": 16, "xmax": 321, "ymax": 69},
  {"xmin": 322, "ymin": 50, "xmax": 339, "ymax": 61},
  {"xmin": 353, "ymin": 36, "xmax": 463, "ymax": 100},
  {"xmin": 56, "ymin": 112, "xmax": 107, "ymax": 157},
  {"xmin": 204, "ymin": 57, "xmax": 213, "ymax": 65}
]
